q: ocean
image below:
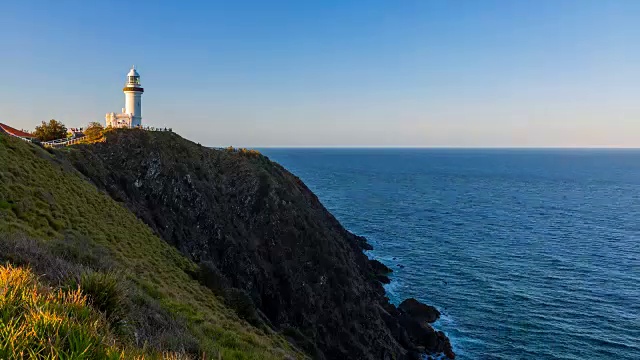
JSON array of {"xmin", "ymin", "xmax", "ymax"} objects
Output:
[{"xmin": 260, "ymin": 148, "xmax": 640, "ymax": 360}]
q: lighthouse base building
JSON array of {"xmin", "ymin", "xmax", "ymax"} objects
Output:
[
  {"xmin": 106, "ymin": 66, "xmax": 144, "ymax": 128},
  {"xmin": 105, "ymin": 112, "xmax": 136, "ymax": 128}
]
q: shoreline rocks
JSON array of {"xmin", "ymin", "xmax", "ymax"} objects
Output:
[
  {"xmin": 370, "ymin": 259, "xmax": 393, "ymax": 284},
  {"xmin": 399, "ymin": 298, "xmax": 441, "ymax": 324},
  {"xmin": 370, "ymin": 259, "xmax": 393, "ymax": 274},
  {"xmin": 352, "ymin": 234, "xmax": 374, "ymax": 250},
  {"xmin": 378, "ymin": 296, "xmax": 455, "ymax": 359}
]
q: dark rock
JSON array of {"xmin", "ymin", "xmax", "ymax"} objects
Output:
[
  {"xmin": 404, "ymin": 350, "xmax": 423, "ymax": 360},
  {"xmin": 353, "ymin": 234, "xmax": 373, "ymax": 250},
  {"xmin": 399, "ymin": 298, "xmax": 441, "ymax": 324},
  {"xmin": 398, "ymin": 312, "xmax": 439, "ymax": 351},
  {"xmin": 381, "ymin": 302, "xmax": 401, "ymax": 318},
  {"xmin": 370, "ymin": 259, "xmax": 393, "ymax": 274},
  {"xmin": 395, "ymin": 298, "xmax": 453, "ymax": 357},
  {"xmin": 370, "ymin": 259, "xmax": 393, "ymax": 284}
]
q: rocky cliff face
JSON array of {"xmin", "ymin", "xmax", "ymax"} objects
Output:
[{"xmin": 64, "ymin": 129, "xmax": 453, "ymax": 360}]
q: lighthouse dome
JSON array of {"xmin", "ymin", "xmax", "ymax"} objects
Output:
[{"xmin": 125, "ymin": 66, "xmax": 142, "ymax": 88}]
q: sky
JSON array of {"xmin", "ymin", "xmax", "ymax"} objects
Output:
[{"xmin": 0, "ymin": 0, "xmax": 639, "ymax": 147}]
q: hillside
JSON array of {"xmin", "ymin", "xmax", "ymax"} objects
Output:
[
  {"xmin": 0, "ymin": 132, "xmax": 304, "ymax": 359},
  {"xmin": 62, "ymin": 129, "xmax": 454, "ymax": 360}
]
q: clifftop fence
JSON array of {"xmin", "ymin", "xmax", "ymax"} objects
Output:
[
  {"xmin": 133, "ymin": 126, "xmax": 172, "ymax": 132},
  {"xmin": 41, "ymin": 137, "xmax": 84, "ymax": 148}
]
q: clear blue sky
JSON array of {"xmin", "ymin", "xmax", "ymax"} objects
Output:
[{"xmin": 0, "ymin": 0, "xmax": 638, "ymax": 147}]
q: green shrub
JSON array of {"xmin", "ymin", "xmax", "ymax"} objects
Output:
[
  {"xmin": 196, "ymin": 261, "xmax": 228, "ymax": 295},
  {"xmin": 224, "ymin": 288, "xmax": 262, "ymax": 329},
  {"xmin": 77, "ymin": 271, "xmax": 126, "ymax": 325},
  {"xmin": 0, "ymin": 200, "xmax": 11, "ymax": 210},
  {"xmin": 33, "ymin": 119, "xmax": 67, "ymax": 142},
  {"xmin": 224, "ymin": 146, "xmax": 262, "ymax": 158},
  {"xmin": 83, "ymin": 122, "xmax": 106, "ymax": 143}
]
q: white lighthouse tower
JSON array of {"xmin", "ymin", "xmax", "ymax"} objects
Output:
[
  {"xmin": 124, "ymin": 66, "xmax": 144, "ymax": 126},
  {"xmin": 105, "ymin": 66, "xmax": 145, "ymax": 128}
]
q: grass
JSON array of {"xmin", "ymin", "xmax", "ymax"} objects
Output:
[
  {"xmin": 0, "ymin": 132, "xmax": 304, "ymax": 359},
  {"xmin": 75, "ymin": 271, "xmax": 127, "ymax": 332},
  {"xmin": 0, "ymin": 264, "xmax": 127, "ymax": 359}
]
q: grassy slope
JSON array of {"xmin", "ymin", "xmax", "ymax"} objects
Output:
[{"xmin": 0, "ymin": 133, "xmax": 303, "ymax": 359}]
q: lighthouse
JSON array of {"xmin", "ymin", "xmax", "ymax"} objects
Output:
[
  {"xmin": 124, "ymin": 66, "xmax": 144, "ymax": 127},
  {"xmin": 105, "ymin": 66, "xmax": 145, "ymax": 128}
]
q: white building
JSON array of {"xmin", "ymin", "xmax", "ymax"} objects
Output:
[{"xmin": 106, "ymin": 66, "xmax": 144, "ymax": 128}]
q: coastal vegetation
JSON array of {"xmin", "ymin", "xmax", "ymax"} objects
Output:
[
  {"xmin": 83, "ymin": 122, "xmax": 106, "ymax": 143},
  {"xmin": 33, "ymin": 119, "xmax": 67, "ymax": 141},
  {"xmin": 224, "ymin": 146, "xmax": 262, "ymax": 158}
]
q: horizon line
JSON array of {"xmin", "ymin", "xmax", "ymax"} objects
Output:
[{"xmin": 214, "ymin": 145, "xmax": 640, "ymax": 150}]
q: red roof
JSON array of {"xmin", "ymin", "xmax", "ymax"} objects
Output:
[{"xmin": 0, "ymin": 123, "xmax": 35, "ymax": 138}]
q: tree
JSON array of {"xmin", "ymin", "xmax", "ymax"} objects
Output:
[
  {"xmin": 34, "ymin": 119, "xmax": 67, "ymax": 142},
  {"xmin": 83, "ymin": 122, "xmax": 105, "ymax": 142}
]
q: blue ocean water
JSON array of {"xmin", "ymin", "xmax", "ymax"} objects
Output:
[{"xmin": 260, "ymin": 148, "xmax": 640, "ymax": 360}]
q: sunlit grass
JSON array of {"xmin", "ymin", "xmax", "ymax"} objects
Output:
[{"xmin": 0, "ymin": 264, "xmax": 126, "ymax": 359}]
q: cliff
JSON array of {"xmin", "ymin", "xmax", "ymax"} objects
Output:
[
  {"xmin": 0, "ymin": 132, "xmax": 303, "ymax": 359},
  {"xmin": 63, "ymin": 129, "xmax": 454, "ymax": 359}
]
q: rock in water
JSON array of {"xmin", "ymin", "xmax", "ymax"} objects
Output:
[
  {"xmin": 370, "ymin": 259, "xmax": 393, "ymax": 274},
  {"xmin": 399, "ymin": 298, "xmax": 441, "ymax": 324}
]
